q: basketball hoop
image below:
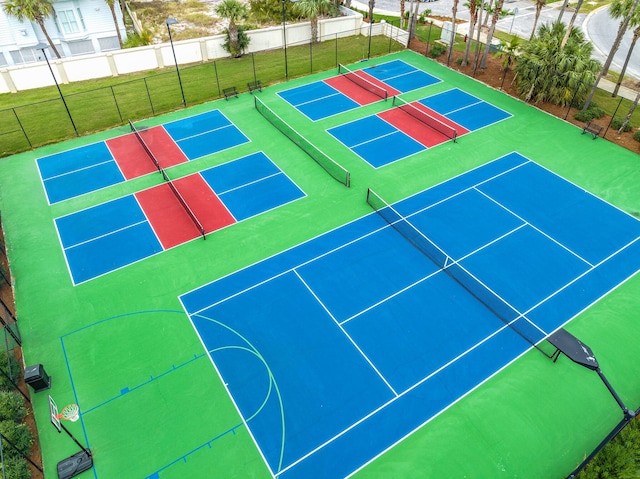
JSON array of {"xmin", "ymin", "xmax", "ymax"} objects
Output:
[{"xmin": 56, "ymin": 404, "xmax": 80, "ymax": 422}]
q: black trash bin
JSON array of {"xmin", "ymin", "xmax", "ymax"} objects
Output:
[{"xmin": 24, "ymin": 364, "xmax": 51, "ymax": 392}]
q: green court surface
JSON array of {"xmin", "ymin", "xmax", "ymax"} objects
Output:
[{"xmin": 1, "ymin": 50, "xmax": 640, "ymax": 478}]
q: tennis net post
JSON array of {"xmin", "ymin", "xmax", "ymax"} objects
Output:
[
  {"xmin": 338, "ymin": 64, "xmax": 389, "ymax": 101},
  {"xmin": 254, "ymin": 97, "xmax": 350, "ymax": 187},
  {"xmin": 366, "ymin": 188, "xmax": 550, "ymax": 354},
  {"xmin": 391, "ymin": 96, "xmax": 458, "ymax": 142}
]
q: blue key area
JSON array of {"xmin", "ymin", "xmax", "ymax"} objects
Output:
[
  {"xmin": 163, "ymin": 110, "xmax": 231, "ymax": 140},
  {"xmin": 176, "ymin": 124, "xmax": 249, "ymax": 160},
  {"xmin": 43, "ymin": 161, "xmax": 124, "ymax": 205},
  {"xmin": 37, "ymin": 142, "xmax": 113, "ymax": 179}
]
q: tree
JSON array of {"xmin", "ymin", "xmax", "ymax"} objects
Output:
[
  {"xmin": 608, "ymin": 0, "xmax": 640, "ymax": 97},
  {"xmin": 616, "ymin": 90, "xmax": 639, "ymax": 133},
  {"xmin": 529, "ymin": 0, "xmax": 546, "ymax": 41},
  {"xmin": 462, "ymin": 0, "xmax": 478, "ymax": 66},
  {"xmin": 447, "ymin": 0, "xmax": 460, "ymax": 64},
  {"xmin": 480, "ymin": 0, "xmax": 505, "ymax": 68},
  {"xmin": 368, "ymin": 0, "xmax": 375, "ymax": 26},
  {"xmin": 295, "ymin": 0, "xmax": 333, "ymax": 43},
  {"xmin": 557, "ymin": 0, "xmax": 570, "ymax": 22},
  {"xmin": 583, "ymin": 0, "xmax": 640, "ymax": 110},
  {"xmin": 215, "ymin": 0, "xmax": 249, "ymax": 57},
  {"xmin": 560, "ymin": 0, "xmax": 584, "ymax": 49},
  {"xmin": 104, "ymin": 0, "xmax": 123, "ymax": 48},
  {"xmin": 494, "ymin": 35, "xmax": 520, "ymax": 87},
  {"xmin": 400, "ymin": 0, "xmax": 406, "ymax": 29},
  {"xmin": 514, "ymin": 21, "xmax": 600, "ymax": 104},
  {"xmin": 3, "ymin": 0, "xmax": 61, "ymax": 58}
]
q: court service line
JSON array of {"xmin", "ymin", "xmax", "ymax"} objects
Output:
[
  {"xmin": 213, "ymin": 172, "xmax": 282, "ymax": 196},
  {"xmin": 42, "ymin": 158, "xmax": 116, "ymax": 181},
  {"xmin": 380, "ymin": 69, "xmax": 420, "ymax": 82},
  {"xmin": 292, "ymin": 269, "xmax": 399, "ymax": 397},
  {"xmin": 474, "ymin": 187, "xmax": 595, "ymax": 267},
  {"xmin": 522, "ymin": 235, "xmax": 640, "ymax": 318},
  {"xmin": 348, "ymin": 130, "xmax": 399, "ymax": 149},
  {"xmin": 276, "ymin": 319, "xmax": 512, "ymax": 477},
  {"xmin": 62, "ymin": 219, "xmax": 148, "ymax": 250},
  {"xmin": 175, "ymin": 122, "xmax": 236, "ymax": 143},
  {"xmin": 441, "ymin": 99, "xmax": 484, "ymax": 116},
  {"xmin": 188, "ymin": 223, "xmax": 392, "ymax": 316},
  {"xmin": 294, "ymin": 91, "xmax": 344, "ymax": 108}
]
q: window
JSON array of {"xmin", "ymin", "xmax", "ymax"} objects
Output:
[
  {"xmin": 58, "ymin": 10, "xmax": 80, "ymax": 34},
  {"xmin": 67, "ymin": 40, "xmax": 94, "ymax": 56},
  {"xmin": 0, "ymin": 52, "xmax": 7, "ymax": 67},
  {"xmin": 98, "ymin": 37, "xmax": 120, "ymax": 51},
  {"xmin": 9, "ymin": 48, "xmax": 38, "ymax": 65}
]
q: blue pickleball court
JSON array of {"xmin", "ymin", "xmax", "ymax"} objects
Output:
[
  {"xmin": 180, "ymin": 152, "xmax": 640, "ymax": 479},
  {"xmin": 363, "ymin": 59, "xmax": 441, "ymax": 92}
]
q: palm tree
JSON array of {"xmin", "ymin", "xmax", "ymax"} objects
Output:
[
  {"xmin": 515, "ymin": 21, "xmax": 600, "ymax": 104},
  {"xmin": 617, "ymin": 89, "xmax": 640, "ymax": 132},
  {"xmin": 3, "ymin": 0, "xmax": 61, "ymax": 58},
  {"xmin": 557, "ymin": 0, "xmax": 570, "ymax": 22},
  {"xmin": 583, "ymin": 0, "xmax": 640, "ymax": 110},
  {"xmin": 608, "ymin": 0, "xmax": 640, "ymax": 97},
  {"xmin": 215, "ymin": 0, "xmax": 249, "ymax": 57},
  {"xmin": 560, "ymin": 0, "xmax": 585, "ymax": 49},
  {"xmin": 462, "ymin": 0, "xmax": 478, "ymax": 66},
  {"xmin": 368, "ymin": 0, "xmax": 375, "ymax": 26},
  {"xmin": 400, "ymin": 0, "xmax": 406, "ymax": 29},
  {"xmin": 480, "ymin": 0, "xmax": 504, "ymax": 68},
  {"xmin": 529, "ymin": 0, "xmax": 546, "ymax": 41},
  {"xmin": 104, "ymin": 0, "xmax": 123, "ymax": 48},
  {"xmin": 447, "ymin": 0, "xmax": 460, "ymax": 64},
  {"xmin": 296, "ymin": 0, "xmax": 332, "ymax": 43}
]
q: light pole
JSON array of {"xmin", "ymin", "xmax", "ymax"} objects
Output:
[
  {"xmin": 281, "ymin": 0, "xmax": 299, "ymax": 79},
  {"xmin": 35, "ymin": 43, "xmax": 78, "ymax": 136},
  {"xmin": 166, "ymin": 18, "xmax": 186, "ymax": 107}
]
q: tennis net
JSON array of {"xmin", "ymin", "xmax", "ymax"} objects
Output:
[
  {"xmin": 129, "ymin": 120, "xmax": 205, "ymax": 240},
  {"xmin": 338, "ymin": 64, "xmax": 388, "ymax": 101},
  {"xmin": 392, "ymin": 96, "xmax": 458, "ymax": 141},
  {"xmin": 366, "ymin": 188, "xmax": 547, "ymax": 351},
  {"xmin": 254, "ymin": 97, "xmax": 350, "ymax": 187},
  {"xmin": 129, "ymin": 120, "xmax": 162, "ymax": 172}
]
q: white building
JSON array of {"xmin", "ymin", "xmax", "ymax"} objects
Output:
[{"xmin": 0, "ymin": 0, "xmax": 126, "ymax": 66}]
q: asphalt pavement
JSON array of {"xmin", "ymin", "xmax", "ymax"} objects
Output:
[{"xmin": 351, "ymin": 0, "xmax": 639, "ymax": 83}]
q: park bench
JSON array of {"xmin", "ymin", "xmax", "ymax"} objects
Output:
[
  {"xmin": 223, "ymin": 86, "xmax": 238, "ymax": 100},
  {"xmin": 247, "ymin": 80, "xmax": 262, "ymax": 93},
  {"xmin": 582, "ymin": 121, "xmax": 603, "ymax": 139}
]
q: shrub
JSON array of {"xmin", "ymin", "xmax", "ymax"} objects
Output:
[
  {"xmin": 0, "ymin": 351, "xmax": 21, "ymax": 391},
  {"xmin": 589, "ymin": 105, "xmax": 606, "ymax": 119},
  {"xmin": 0, "ymin": 391, "xmax": 27, "ymax": 423},
  {"xmin": 611, "ymin": 117, "xmax": 632, "ymax": 132},
  {"xmin": 0, "ymin": 421, "xmax": 33, "ymax": 459},
  {"xmin": 430, "ymin": 44, "xmax": 446, "ymax": 58},
  {"xmin": 633, "ymin": 130, "xmax": 640, "ymax": 142},
  {"xmin": 574, "ymin": 110, "xmax": 595, "ymax": 122},
  {"xmin": 2, "ymin": 456, "xmax": 30, "ymax": 479}
]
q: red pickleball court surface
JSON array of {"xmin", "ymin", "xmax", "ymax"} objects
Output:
[
  {"xmin": 107, "ymin": 126, "xmax": 188, "ymax": 180},
  {"xmin": 136, "ymin": 174, "xmax": 235, "ymax": 249},
  {"xmin": 325, "ymin": 72, "xmax": 401, "ymax": 105}
]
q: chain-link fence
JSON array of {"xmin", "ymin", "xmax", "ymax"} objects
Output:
[{"xmin": 0, "ymin": 27, "xmax": 407, "ymax": 158}]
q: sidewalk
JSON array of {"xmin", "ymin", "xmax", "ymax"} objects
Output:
[{"xmin": 597, "ymin": 78, "xmax": 638, "ymax": 102}]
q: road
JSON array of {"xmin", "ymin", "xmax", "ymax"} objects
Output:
[{"xmin": 352, "ymin": 0, "xmax": 639, "ymax": 81}]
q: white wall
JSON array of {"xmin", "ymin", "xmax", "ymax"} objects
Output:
[{"xmin": 0, "ymin": 9, "xmax": 409, "ymax": 94}]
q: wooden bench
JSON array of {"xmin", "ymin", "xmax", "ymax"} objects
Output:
[
  {"xmin": 223, "ymin": 86, "xmax": 238, "ymax": 101},
  {"xmin": 582, "ymin": 121, "xmax": 603, "ymax": 139},
  {"xmin": 247, "ymin": 80, "xmax": 262, "ymax": 94}
]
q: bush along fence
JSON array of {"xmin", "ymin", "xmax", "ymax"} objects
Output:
[
  {"xmin": 0, "ymin": 27, "xmax": 407, "ymax": 158},
  {"xmin": 0, "ymin": 218, "xmax": 43, "ymax": 479}
]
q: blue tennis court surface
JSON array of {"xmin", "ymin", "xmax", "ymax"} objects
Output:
[
  {"xmin": 56, "ymin": 152, "xmax": 304, "ymax": 284},
  {"xmin": 162, "ymin": 109, "xmax": 250, "ymax": 160},
  {"xmin": 363, "ymin": 59, "xmax": 441, "ymax": 92},
  {"xmin": 181, "ymin": 152, "xmax": 640, "ymax": 478}
]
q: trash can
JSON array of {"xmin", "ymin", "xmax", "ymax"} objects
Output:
[{"xmin": 24, "ymin": 364, "xmax": 51, "ymax": 392}]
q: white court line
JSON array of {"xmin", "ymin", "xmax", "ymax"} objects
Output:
[{"xmin": 293, "ymin": 270, "xmax": 398, "ymax": 397}]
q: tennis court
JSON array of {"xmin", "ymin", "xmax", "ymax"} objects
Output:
[
  {"xmin": 1, "ymin": 50, "xmax": 640, "ymax": 479},
  {"xmin": 181, "ymin": 152, "xmax": 640, "ymax": 478}
]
